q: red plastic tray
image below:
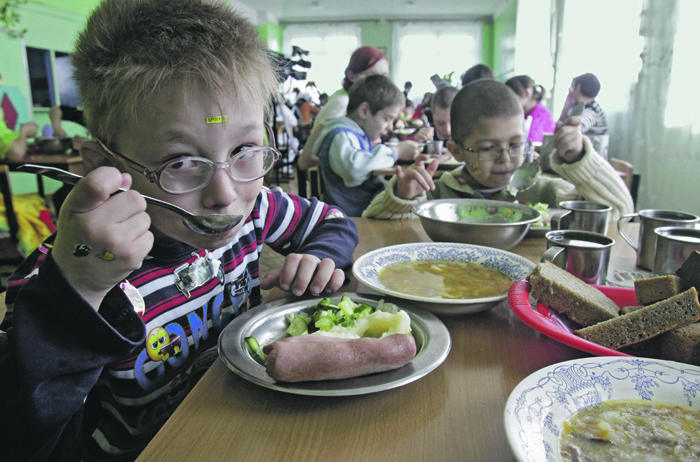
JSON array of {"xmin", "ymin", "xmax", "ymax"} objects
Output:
[{"xmin": 508, "ymin": 279, "xmax": 640, "ymax": 357}]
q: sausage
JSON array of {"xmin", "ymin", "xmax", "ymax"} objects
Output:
[{"xmin": 262, "ymin": 333, "xmax": 417, "ymax": 382}]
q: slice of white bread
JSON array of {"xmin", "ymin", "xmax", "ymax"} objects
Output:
[
  {"xmin": 528, "ymin": 261, "xmax": 619, "ymax": 327},
  {"xmin": 575, "ymin": 288, "xmax": 700, "ymax": 350},
  {"xmin": 634, "ymin": 275, "xmax": 685, "ymax": 305},
  {"xmin": 660, "ymin": 322, "xmax": 700, "ymax": 366}
]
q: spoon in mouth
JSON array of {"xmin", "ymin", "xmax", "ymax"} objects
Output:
[{"xmin": 17, "ymin": 164, "xmax": 244, "ymax": 235}]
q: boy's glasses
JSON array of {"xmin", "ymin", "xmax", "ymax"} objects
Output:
[
  {"xmin": 464, "ymin": 140, "xmax": 530, "ymax": 162},
  {"xmin": 95, "ymin": 126, "xmax": 280, "ymax": 195}
]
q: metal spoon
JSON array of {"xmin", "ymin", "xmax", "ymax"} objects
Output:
[
  {"xmin": 507, "ymin": 143, "xmax": 541, "ymax": 193},
  {"xmin": 507, "ymin": 102, "xmax": 586, "ymax": 193},
  {"xmin": 17, "ymin": 164, "xmax": 244, "ymax": 235}
]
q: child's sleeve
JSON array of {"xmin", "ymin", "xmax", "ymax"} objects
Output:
[
  {"xmin": 0, "ymin": 249, "xmax": 146, "ymax": 461},
  {"xmin": 328, "ymin": 132, "xmax": 397, "ymax": 187},
  {"xmin": 260, "ymin": 188, "xmax": 359, "ymax": 271},
  {"xmin": 362, "ymin": 175, "xmax": 427, "ymax": 219},
  {"xmin": 0, "ymin": 120, "xmax": 17, "ymax": 159},
  {"xmin": 551, "ymin": 136, "xmax": 634, "ymax": 221}
]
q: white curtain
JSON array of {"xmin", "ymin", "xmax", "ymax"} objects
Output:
[
  {"xmin": 392, "ymin": 21, "xmax": 482, "ymax": 106},
  {"xmin": 282, "ymin": 23, "xmax": 361, "ymax": 100},
  {"xmin": 615, "ymin": 0, "xmax": 700, "ymax": 214},
  {"xmin": 517, "ymin": 0, "xmax": 700, "ymax": 214}
]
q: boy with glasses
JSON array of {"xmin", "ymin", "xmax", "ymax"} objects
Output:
[
  {"xmin": 363, "ymin": 79, "xmax": 632, "ymax": 220},
  {"xmin": 0, "ymin": 1, "xmax": 358, "ymax": 460}
]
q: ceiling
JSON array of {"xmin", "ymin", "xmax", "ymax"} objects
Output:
[
  {"xmin": 231, "ymin": 0, "xmax": 513, "ymax": 23},
  {"xmin": 31, "ymin": 0, "xmax": 512, "ymax": 23}
]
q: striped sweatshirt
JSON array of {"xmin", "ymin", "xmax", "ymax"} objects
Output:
[{"xmin": 0, "ymin": 188, "xmax": 358, "ymax": 462}]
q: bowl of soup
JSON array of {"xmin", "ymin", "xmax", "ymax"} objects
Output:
[
  {"xmin": 352, "ymin": 242, "xmax": 535, "ymax": 315},
  {"xmin": 504, "ymin": 357, "xmax": 700, "ymax": 462},
  {"xmin": 412, "ymin": 199, "xmax": 542, "ymax": 250}
]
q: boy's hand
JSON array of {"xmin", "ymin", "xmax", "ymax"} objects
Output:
[
  {"xmin": 412, "ymin": 126, "xmax": 434, "ymax": 143},
  {"xmin": 260, "ymin": 253, "xmax": 345, "ymax": 296},
  {"xmin": 396, "ymin": 140, "xmax": 423, "ymax": 160},
  {"xmin": 394, "ymin": 155, "xmax": 445, "ymax": 200},
  {"xmin": 52, "ymin": 167, "xmax": 153, "ymax": 310},
  {"xmin": 553, "ymin": 115, "xmax": 585, "ymax": 163}
]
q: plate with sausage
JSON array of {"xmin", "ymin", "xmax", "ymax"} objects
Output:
[{"xmin": 217, "ymin": 293, "xmax": 451, "ymax": 396}]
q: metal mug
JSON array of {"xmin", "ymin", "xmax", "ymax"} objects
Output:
[
  {"xmin": 618, "ymin": 209, "xmax": 700, "ymax": 271},
  {"xmin": 426, "ymin": 140, "xmax": 444, "ymax": 155},
  {"xmin": 551, "ymin": 200, "xmax": 612, "ymax": 235},
  {"xmin": 543, "ymin": 230, "xmax": 615, "ymax": 284},
  {"xmin": 652, "ymin": 226, "xmax": 700, "ymax": 275}
]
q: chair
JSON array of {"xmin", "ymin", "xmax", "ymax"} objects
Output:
[
  {"xmin": 609, "ymin": 157, "xmax": 640, "ymax": 206},
  {"xmin": 0, "ymin": 165, "xmax": 25, "ymax": 270}
]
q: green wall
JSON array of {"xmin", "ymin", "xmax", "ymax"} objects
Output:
[
  {"xmin": 492, "ymin": 0, "xmax": 518, "ymax": 81},
  {"xmin": 359, "ymin": 21, "xmax": 393, "ymax": 61},
  {"xmin": 1, "ymin": 2, "xmax": 89, "ymax": 194}
]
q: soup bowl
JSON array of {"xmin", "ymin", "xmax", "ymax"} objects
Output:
[
  {"xmin": 412, "ymin": 199, "xmax": 542, "ymax": 250},
  {"xmin": 505, "ymin": 357, "xmax": 700, "ymax": 462},
  {"xmin": 352, "ymin": 242, "xmax": 535, "ymax": 315}
]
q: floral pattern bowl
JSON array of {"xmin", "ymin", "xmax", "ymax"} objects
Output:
[
  {"xmin": 352, "ymin": 242, "xmax": 535, "ymax": 315},
  {"xmin": 504, "ymin": 357, "xmax": 700, "ymax": 462}
]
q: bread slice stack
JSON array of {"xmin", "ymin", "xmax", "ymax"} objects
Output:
[{"xmin": 527, "ymin": 260, "xmax": 700, "ymax": 364}]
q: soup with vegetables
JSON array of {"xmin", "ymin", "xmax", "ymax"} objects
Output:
[
  {"xmin": 560, "ymin": 399, "xmax": 700, "ymax": 462},
  {"xmin": 377, "ymin": 259, "xmax": 513, "ymax": 299}
]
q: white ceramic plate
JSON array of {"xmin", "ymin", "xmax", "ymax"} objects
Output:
[
  {"xmin": 352, "ymin": 242, "xmax": 535, "ymax": 315},
  {"xmin": 504, "ymin": 357, "xmax": 700, "ymax": 462},
  {"xmin": 218, "ymin": 293, "xmax": 451, "ymax": 396}
]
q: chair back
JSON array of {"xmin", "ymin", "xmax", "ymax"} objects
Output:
[{"xmin": 609, "ymin": 157, "xmax": 640, "ymax": 206}]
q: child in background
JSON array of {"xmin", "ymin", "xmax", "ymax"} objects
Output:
[
  {"xmin": 316, "ymin": 74, "xmax": 409, "ymax": 216},
  {"xmin": 505, "ymin": 74, "xmax": 556, "ymax": 143},
  {"xmin": 0, "ymin": 1, "xmax": 358, "ymax": 461},
  {"xmin": 363, "ymin": 79, "xmax": 633, "ymax": 220},
  {"xmin": 0, "ymin": 71, "xmax": 38, "ymax": 161}
]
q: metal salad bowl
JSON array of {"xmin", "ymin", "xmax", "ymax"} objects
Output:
[{"xmin": 411, "ymin": 199, "xmax": 542, "ymax": 250}]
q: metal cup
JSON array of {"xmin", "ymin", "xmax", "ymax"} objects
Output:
[
  {"xmin": 652, "ymin": 226, "xmax": 700, "ymax": 275},
  {"xmin": 551, "ymin": 200, "xmax": 612, "ymax": 235},
  {"xmin": 617, "ymin": 209, "xmax": 700, "ymax": 270},
  {"xmin": 426, "ymin": 140, "xmax": 444, "ymax": 155},
  {"xmin": 543, "ymin": 230, "xmax": 615, "ymax": 284}
]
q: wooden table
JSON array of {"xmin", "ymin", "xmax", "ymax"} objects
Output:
[{"xmin": 136, "ymin": 219, "xmax": 640, "ymax": 462}]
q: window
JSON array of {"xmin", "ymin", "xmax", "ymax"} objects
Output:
[
  {"xmin": 26, "ymin": 47, "xmax": 54, "ymax": 107},
  {"xmin": 282, "ymin": 24, "xmax": 361, "ymax": 102},
  {"xmin": 25, "ymin": 47, "xmax": 80, "ymax": 108},
  {"xmin": 393, "ymin": 21, "xmax": 482, "ymax": 105},
  {"xmin": 665, "ymin": 0, "xmax": 700, "ymax": 132}
]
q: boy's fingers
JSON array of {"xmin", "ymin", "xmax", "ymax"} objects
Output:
[{"xmin": 65, "ymin": 167, "xmax": 132, "ymax": 214}]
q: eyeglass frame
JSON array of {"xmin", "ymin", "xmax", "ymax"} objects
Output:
[
  {"xmin": 462, "ymin": 139, "xmax": 531, "ymax": 162},
  {"xmin": 95, "ymin": 122, "xmax": 281, "ymax": 195}
]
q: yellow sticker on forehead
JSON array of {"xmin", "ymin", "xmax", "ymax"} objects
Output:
[{"xmin": 206, "ymin": 116, "xmax": 229, "ymax": 124}]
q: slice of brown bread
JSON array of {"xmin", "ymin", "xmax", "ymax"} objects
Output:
[
  {"xmin": 634, "ymin": 275, "xmax": 685, "ymax": 305},
  {"xmin": 620, "ymin": 305, "xmax": 645, "ymax": 315},
  {"xmin": 528, "ymin": 261, "xmax": 619, "ymax": 327},
  {"xmin": 660, "ymin": 322, "xmax": 700, "ymax": 366},
  {"xmin": 575, "ymin": 288, "xmax": 700, "ymax": 350},
  {"xmin": 676, "ymin": 250, "xmax": 700, "ymax": 291}
]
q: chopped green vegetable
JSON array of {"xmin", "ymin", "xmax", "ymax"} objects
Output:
[
  {"xmin": 286, "ymin": 315, "xmax": 309, "ymax": 336},
  {"xmin": 245, "ymin": 336, "xmax": 267, "ymax": 365}
]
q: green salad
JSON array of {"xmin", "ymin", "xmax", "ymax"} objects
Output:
[{"xmin": 245, "ymin": 296, "xmax": 411, "ymax": 364}]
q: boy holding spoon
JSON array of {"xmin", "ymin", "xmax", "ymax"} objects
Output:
[
  {"xmin": 0, "ymin": 1, "xmax": 358, "ymax": 461},
  {"xmin": 363, "ymin": 79, "xmax": 633, "ymax": 221}
]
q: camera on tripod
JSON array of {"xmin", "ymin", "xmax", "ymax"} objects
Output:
[{"xmin": 273, "ymin": 45, "xmax": 312, "ymax": 82}]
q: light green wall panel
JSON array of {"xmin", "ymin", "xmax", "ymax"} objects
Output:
[
  {"xmin": 492, "ymin": 0, "xmax": 518, "ymax": 81},
  {"xmin": 359, "ymin": 22, "xmax": 393, "ymax": 61}
]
